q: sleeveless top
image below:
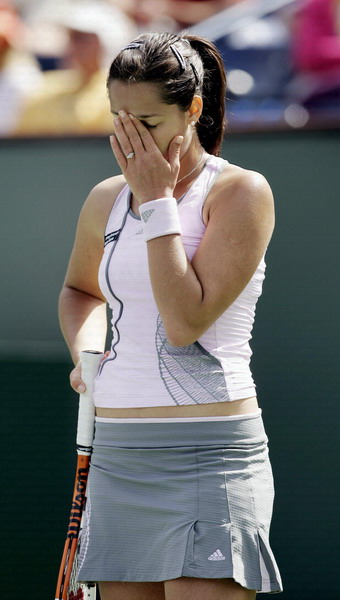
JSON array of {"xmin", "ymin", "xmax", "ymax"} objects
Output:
[{"xmin": 93, "ymin": 154, "xmax": 266, "ymax": 409}]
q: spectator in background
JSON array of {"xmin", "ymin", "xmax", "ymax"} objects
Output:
[
  {"xmin": 164, "ymin": 0, "xmax": 243, "ymax": 29},
  {"xmin": 0, "ymin": 0, "xmax": 41, "ymax": 136},
  {"xmin": 15, "ymin": 1, "xmax": 136, "ymax": 136},
  {"xmin": 291, "ymin": 0, "xmax": 340, "ymax": 104},
  {"xmin": 106, "ymin": 0, "xmax": 242, "ymax": 32},
  {"xmin": 113, "ymin": 0, "xmax": 177, "ymax": 33}
]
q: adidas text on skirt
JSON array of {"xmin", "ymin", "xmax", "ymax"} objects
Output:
[{"xmin": 77, "ymin": 413, "xmax": 282, "ymax": 593}]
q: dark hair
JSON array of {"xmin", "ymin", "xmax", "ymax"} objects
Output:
[{"xmin": 107, "ymin": 32, "xmax": 227, "ymax": 156}]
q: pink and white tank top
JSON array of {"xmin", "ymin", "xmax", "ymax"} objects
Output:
[{"xmin": 93, "ymin": 154, "xmax": 266, "ymax": 408}]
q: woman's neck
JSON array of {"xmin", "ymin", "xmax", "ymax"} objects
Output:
[{"xmin": 174, "ymin": 145, "xmax": 208, "ymax": 197}]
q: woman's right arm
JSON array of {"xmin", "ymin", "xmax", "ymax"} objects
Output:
[{"xmin": 58, "ymin": 175, "xmax": 125, "ymax": 391}]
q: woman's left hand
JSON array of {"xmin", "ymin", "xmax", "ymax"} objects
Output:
[{"xmin": 110, "ymin": 111, "xmax": 183, "ymax": 204}]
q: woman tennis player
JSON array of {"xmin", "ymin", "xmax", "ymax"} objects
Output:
[{"xmin": 59, "ymin": 32, "xmax": 283, "ymax": 600}]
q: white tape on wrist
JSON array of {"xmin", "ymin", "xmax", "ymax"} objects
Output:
[{"xmin": 139, "ymin": 197, "xmax": 182, "ymax": 242}]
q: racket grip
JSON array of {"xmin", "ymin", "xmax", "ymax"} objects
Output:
[{"xmin": 76, "ymin": 350, "xmax": 103, "ymax": 449}]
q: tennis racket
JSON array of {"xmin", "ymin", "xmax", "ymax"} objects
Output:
[{"xmin": 55, "ymin": 350, "xmax": 104, "ymax": 600}]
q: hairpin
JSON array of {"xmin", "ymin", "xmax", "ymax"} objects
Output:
[
  {"xmin": 122, "ymin": 41, "xmax": 144, "ymax": 51},
  {"xmin": 190, "ymin": 63, "xmax": 200, "ymax": 85},
  {"xmin": 170, "ymin": 44, "xmax": 186, "ymax": 72}
]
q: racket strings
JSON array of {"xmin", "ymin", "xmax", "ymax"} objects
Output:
[
  {"xmin": 68, "ymin": 553, "xmax": 81, "ymax": 598},
  {"xmin": 68, "ymin": 501, "xmax": 94, "ymax": 600}
]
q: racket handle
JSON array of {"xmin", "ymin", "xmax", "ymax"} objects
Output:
[{"xmin": 76, "ymin": 350, "xmax": 103, "ymax": 449}]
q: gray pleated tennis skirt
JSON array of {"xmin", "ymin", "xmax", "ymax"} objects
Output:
[{"xmin": 77, "ymin": 413, "xmax": 282, "ymax": 593}]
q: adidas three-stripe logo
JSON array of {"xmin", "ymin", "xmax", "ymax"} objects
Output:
[
  {"xmin": 141, "ymin": 209, "xmax": 155, "ymax": 223},
  {"xmin": 208, "ymin": 549, "xmax": 226, "ymax": 561}
]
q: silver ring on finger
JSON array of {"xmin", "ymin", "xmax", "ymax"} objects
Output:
[{"xmin": 126, "ymin": 151, "xmax": 135, "ymax": 159}]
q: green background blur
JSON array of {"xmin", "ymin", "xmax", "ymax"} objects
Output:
[{"xmin": 1, "ymin": 128, "xmax": 339, "ymax": 599}]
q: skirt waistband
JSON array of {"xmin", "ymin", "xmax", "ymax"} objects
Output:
[{"xmin": 93, "ymin": 412, "xmax": 268, "ymax": 448}]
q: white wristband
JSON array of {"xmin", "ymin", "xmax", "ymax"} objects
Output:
[{"xmin": 138, "ymin": 197, "xmax": 182, "ymax": 242}]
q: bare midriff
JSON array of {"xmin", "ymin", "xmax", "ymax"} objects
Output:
[{"xmin": 96, "ymin": 396, "xmax": 259, "ymax": 419}]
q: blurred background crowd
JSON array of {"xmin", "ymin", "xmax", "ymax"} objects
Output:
[{"xmin": 1, "ymin": 0, "xmax": 340, "ymax": 137}]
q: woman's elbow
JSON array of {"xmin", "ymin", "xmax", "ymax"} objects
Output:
[{"xmin": 165, "ymin": 322, "xmax": 205, "ymax": 348}]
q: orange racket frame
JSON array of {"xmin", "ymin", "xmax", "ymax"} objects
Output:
[{"xmin": 55, "ymin": 350, "xmax": 103, "ymax": 600}]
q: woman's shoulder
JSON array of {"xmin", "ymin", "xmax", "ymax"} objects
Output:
[
  {"xmin": 205, "ymin": 161, "xmax": 274, "ymax": 216},
  {"xmin": 215, "ymin": 161, "xmax": 272, "ymax": 195},
  {"xmin": 78, "ymin": 174, "xmax": 127, "ymax": 239},
  {"xmin": 88, "ymin": 174, "xmax": 127, "ymax": 206},
  {"xmin": 84, "ymin": 173, "xmax": 126, "ymax": 211}
]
